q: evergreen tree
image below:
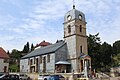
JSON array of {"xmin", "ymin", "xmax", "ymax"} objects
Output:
[
  {"xmin": 31, "ymin": 43, "xmax": 34, "ymax": 51},
  {"xmin": 22, "ymin": 42, "xmax": 30, "ymax": 53},
  {"xmin": 7, "ymin": 50, "xmax": 10, "ymax": 55},
  {"xmin": 26, "ymin": 42, "xmax": 29, "ymax": 52}
]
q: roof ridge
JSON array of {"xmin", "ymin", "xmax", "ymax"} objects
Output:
[
  {"xmin": 35, "ymin": 41, "xmax": 64, "ymax": 51},
  {"xmin": 21, "ymin": 41, "xmax": 65, "ymax": 59}
]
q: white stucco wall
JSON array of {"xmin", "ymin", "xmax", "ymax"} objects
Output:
[
  {"xmin": 46, "ymin": 53, "xmax": 55, "ymax": 73},
  {"xmin": 0, "ymin": 58, "xmax": 9, "ymax": 72},
  {"xmin": 20, "ymin": 59, "xmax": 29, "ymax": 73},
  {"xmin": 39, "ymin": 53, "xmax": 55, "ymax": 73}
]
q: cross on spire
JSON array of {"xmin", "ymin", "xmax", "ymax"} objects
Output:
[{"xmin": 73, "ymin": 0, "xmax": 75, "ymax": 9}]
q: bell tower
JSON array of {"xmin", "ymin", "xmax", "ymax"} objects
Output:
[{"xmin": 63, "ymin": 6, "xmax": 88, "ymax": 73}]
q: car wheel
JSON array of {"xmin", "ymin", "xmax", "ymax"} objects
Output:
[{"xmin": 44, "ymin": 78, "xmax": 47, "ymax": 80}]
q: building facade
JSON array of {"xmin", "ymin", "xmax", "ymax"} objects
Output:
[
  {"xmin": 20, "ymin": 6, "xmax": 91, "ymax": 74},
  {"xmin": 64, "ymin": 6, "xmax": 89, "ymax": 73},
  {"xmin": 20, "ymin": 41, "xmax": 68, "ymax": 73},
  {"xmin": 0, "ymin": 47, "xmax": 9, "ymax": 72}
]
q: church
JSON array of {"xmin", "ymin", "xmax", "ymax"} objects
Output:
[{"xmin": 20, "ymin": 5, "xmax": 91, "ymax": 74}]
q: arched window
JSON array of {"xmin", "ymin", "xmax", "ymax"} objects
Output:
[
  {"xmin": 80, "ymin": 25, "xmax": 82, "ymax": 32},
  {"xmin": 68, "ymin": 25, "xmax": 71, "ymax": 33}
]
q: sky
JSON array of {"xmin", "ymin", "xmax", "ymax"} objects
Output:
[{"xmin": 0, "ymin": 0, "xmax": 120, "ymax": 52}]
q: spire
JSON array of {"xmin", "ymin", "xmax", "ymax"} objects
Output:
[
  {"xmin": 73, "ymin": 0, "xmax": 75, "ymax": 9},
  {"xmin": 73, "ymin": 5, "xmax": 75, "ymax": 9}
]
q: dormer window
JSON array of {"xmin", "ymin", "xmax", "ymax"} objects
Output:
[
  {"xmin": 68, "ymin": 25, "xmax": 71, "ymax": 33},
  {"xmin": 79, "ymin": 15, "xmax": 82, "ymax": 20}
]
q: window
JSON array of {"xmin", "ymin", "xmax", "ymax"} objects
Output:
[
  {"xmin": 40, "ymin": 56, "xmax": 42, "ymax": 64},
  {"xmin": 28, "ymin": 58, "xmax": 30, "ymax": 65},
  {"xmin": 36, "ymin": 58, "xmax": 38, "ymax": 65},
  {"xmin": 80, "ymin": 46, "xmax": 82, "ymax": 53},
  {"xmin": 79, "ymin": 15, "xmax": 82, "ymax": 20},
  {"xmin": 67, "ymin": 15, "xmax": 72, "ymax": 20},
  {"xmin": 4, "ymin": 66, "xmax": 7, "ymax": 72},
  {"xmin": 47, "ymin": 54, "xmax": 50, "ymax": 63},
  {"xmin": 4, "ymin": 59, "xmax": 9, "ymax": 63},
  {"xmin": 34, "ymin": 57, "xmax": 36, "ymax": 64},
  {"xmin": 80, "ymin": 25, "xmax": 82, "ymax": 32},
  {"xmin": 30, "ymin": 59, "xmax": 33, "ymax": 65},
  {"xmin": 68, "ymin": 25, "xmax": 71, "ymax": 33}
]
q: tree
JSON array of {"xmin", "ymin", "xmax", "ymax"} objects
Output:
[
  {"xmin": 9, "ymin": 49, "xmax": 21, "ymax": 72},
  {"xmin": 22, "ymin": 42, "xmax": 30, "ymax": 53},
  {"xmin": 26, "ymin": 42, "xmax": 29, "ymax": 52},
  {"xmin": 112, "ymin": 40, "xmax": 120, "ymax": 67},
  {"xmin": 31, "ymin": 43, "xmax": 34, "ymax": 51},
  {"xmin": 9, "ymin": 64, "xmax": 19, "ymax": 72},
  {"xmin": 113, "ymin": 53, "xmax": 120, "ymax": 66},
  {"xmin": 88, "ymin": 33, "xmax": 116, "ymax": 72},
  {"xmin": 99, "ymin": 42, "xmax": 113, "ymax": 72},
  {"xmin": 10, "ymin": 49, "xmax": 21, "ymax": 59},
  {"xmin": 113, "ymin": 40, "xmax": 120, "ymax": 55},
  {"xmin": 88, "ymin": 33, "xmax": 101, "ymax": 72},
  {"xmin": 7, "ymin": 50, "xmax": 10, "ymax": 55}
]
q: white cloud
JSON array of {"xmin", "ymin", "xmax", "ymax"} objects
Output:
[
  {"xmin": 0, "ymin": 14, "xmax": 16, "ymax": 27},
  {"xmin": 0, "ymin": 0, "xmax": 120, "ymax": 51}
]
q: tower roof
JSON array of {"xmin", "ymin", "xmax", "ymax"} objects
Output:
[{"xmin": 64, "ymin": 8, "xmax": 86, "ymax": 22}]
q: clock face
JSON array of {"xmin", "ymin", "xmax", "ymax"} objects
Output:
[
  {"xmin": 79, "ymin": 15, "xmax": 82, "ymax": 19},
  {"xmin": 67, "ymin": 15, "xmax": 72, "ymax": 20}
]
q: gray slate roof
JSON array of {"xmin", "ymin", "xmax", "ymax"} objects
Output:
[
  {"xmin": 64, "ymin": 8, "xmax": 86, "ymax": 22},
  {"xmin": 21, "ymin": 41, "xmax": 66, "ymax": 59},
  {"xmin": 80, "ymin": 53, "xmax": 90, "ymax": 59}
]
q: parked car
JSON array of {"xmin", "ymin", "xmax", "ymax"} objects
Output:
[
  {"xmin": 0, "ymin": 72, "xmax": 8, "ymax": 78},
  {"xmin": 49, "ymin": 75, "xmax": 65, "ymax": 80},
  {"xmin": 75, "ymin": 77, "xmax": 90, "ymax": 80},
  {"xmin": 0, "ymin": 74, "xmax": 20, "ymax": 80},
  {"xmin": 18, "ymin": 73, "xmax": 29, "ymax": 80},
  {"xmin": 38, "ymin": 74, "xmax": 65, "ymax": 80},
  {"xmin": 38, "ymin": 75, "xmax": 50, "ymax": 80},
  {"xmin": 9, "ymin": 73, "xmax": 29, "ymax": 80},
  {"xmin": 0, "ymin": 74, "xmax": 6, "ymax": 79}
]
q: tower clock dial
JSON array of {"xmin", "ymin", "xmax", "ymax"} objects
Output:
[
  {"xmin": 67, "ymin": 15, "xmax": 72, "ymax": 20},
  {"xmin": 79, "ymin": 15, "xmax": 82, "ymax": 19}
]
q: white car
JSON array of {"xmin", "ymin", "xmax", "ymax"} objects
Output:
[
  {"xmin": 38, "ymin": 75, "xmax": 50, "ymax": 80},
  {"xmin": 19, "ymin": 73, "xmax": 29, "ymax": 80},
  {"xmin": 0, "ymin": 74, "xmax": 6, "ymax": 78},
  {"xmin": 9, "ymin": 73, "xmax": 29, "ymax": 80}
]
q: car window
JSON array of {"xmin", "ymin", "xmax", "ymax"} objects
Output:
[
  {"xmin": 20, "ymin": 74, "xmax": 27, "ymax": 77},
  {"xmin": 9, "ymin": 74, "xmax": 19, "ymax": 79},
  {"xmin": 0, "ymin": 74, "xmax": 4, "ymax": 76},
  {"xmin": 20, "ymin": 74, "xmax": 24, "ymax": 76}
]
